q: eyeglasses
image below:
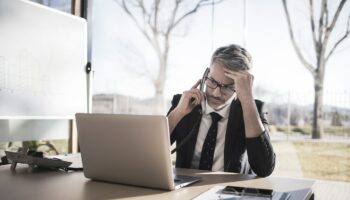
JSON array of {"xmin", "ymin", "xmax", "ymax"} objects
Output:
[{"xmin": 205, "ymin": 77, "xmax": 235, "ymax": 95}]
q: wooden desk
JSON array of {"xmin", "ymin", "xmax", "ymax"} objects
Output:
[{"xmin": 0, "ymin": 165, "xmax": 314, "ymax": 200}]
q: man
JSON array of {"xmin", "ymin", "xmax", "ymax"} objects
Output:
[{"xmin": 167, "ymin": 44, "xmax": 275, "ymax": 177}]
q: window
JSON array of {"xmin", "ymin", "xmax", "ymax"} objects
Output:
[
  {"xmin": 90, "ymin": 0, "xmax": 350, "ymax": 183},
  {"xmin": 30, "ymin": 0, "xmax": 72, "ymax": 13}
]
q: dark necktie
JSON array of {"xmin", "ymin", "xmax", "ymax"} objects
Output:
[{"xmin": 199, "ymin": 112, "xmax": 222, "ymax": 170}]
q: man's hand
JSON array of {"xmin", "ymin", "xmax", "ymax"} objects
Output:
[
  {"xmin": 168, "ymin": 79, "xmax": 204, "ymax": 134},
  {"xmin": 223, "ymin": 69, "xmax": 254, "ymax": 102},
  {"xmin": 223, "ymin": 68, "xmax": 264, "ymax": 138},
  {"xmin": 175, "ymin": 79, "xmax": 205, "ymax": 116}
]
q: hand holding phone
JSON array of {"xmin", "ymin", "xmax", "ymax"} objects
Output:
[
  {"xmin": 169, "ymin": 68, "xmax": 209, "ymax": 154},
  {"xmin": 175, "ymin": 79, "xmax": 205, "ymax": 116}
]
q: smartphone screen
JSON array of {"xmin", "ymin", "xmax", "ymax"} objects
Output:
[{"xmin": 222, "ymin": 186, "xmax": 273, "ymax": 198}]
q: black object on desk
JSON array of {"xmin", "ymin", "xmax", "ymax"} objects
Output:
[
  {"xmin": 222, "ymin": 185, "xmax": 291, "ymax": 200},
  {"xmin": 222, "ymin": 185, "xmax": 273, "ymax": 197},
  {"xmin": 5, "ymin": 146, "xmax": 72, "ymax": 172},
  {"xmin": 0, "ymin": 155, "xmax": 8, "ymax": 165}
]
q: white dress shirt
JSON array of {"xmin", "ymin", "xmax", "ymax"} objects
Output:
[{"xmin": 191, "ymin": 95, "xmax": 235, "ymax": 171}]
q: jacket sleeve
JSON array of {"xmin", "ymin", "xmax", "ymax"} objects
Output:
[
  {"xmin": 245, "ymin": 100, "xmax": 276, "ymax": 177},
  {"xmin": 167, "ymin": 94, "xmax": 182, "ymax": 144},
  {"xmin": 167, "ymin": 94, "xmax": 181, "ymax": 116}
]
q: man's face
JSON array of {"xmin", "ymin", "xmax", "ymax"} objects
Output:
[{"xmin": 205, "ymin": 63, "xmax": 235, "ymax": 109}]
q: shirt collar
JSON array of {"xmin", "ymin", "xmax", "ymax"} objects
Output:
[{"xmin": 203, "ymin": 93, "xmax": 236, "ymax": 119}]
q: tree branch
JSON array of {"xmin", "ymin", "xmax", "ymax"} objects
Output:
[
  {"xmin": 164, "ymin": 0, "xmax": 182, "ymax": 36},
  {"xmin": 326, "ymin": 0, "xmax": 347, "ymax": 38},
  {"xmin": 282, "ymin": 0, "xmax": 316, "ymax": 77},
  {"xmin": 153, "ymin": 0, "xmax": 160, "ymax": 33},
  {"xmin": 309, "ymin": 0, "xmax": 318, "ymax": 52},
  {"xmin": 318, "ymin": 0, "xmax": 327, "ymax": 43},
  {"xmin": 325, "ymin": 1, "xmax": 329, "ymax": 28},
  {"xmin": 326, "ymin": 14, "xmax": 350, "ymax": 62},
  {"xmin": 116, "ymin": 0, "xmax": 152, "ymax": 42},
  {"xmin": 168, "ymin": 0, "xmax": 224, "ymax": 33},
  {"xmin": 136, "ymin": 0, "xmax": 152, "ymax": 32}
]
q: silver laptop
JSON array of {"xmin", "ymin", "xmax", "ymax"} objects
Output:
[{"xmin": 75, "ymin": 113, "xmax": 201, "ymax": 190}]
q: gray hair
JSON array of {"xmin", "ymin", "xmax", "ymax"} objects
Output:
[{"xmin": 210, "ymin": 44, "xmax": 252, "ymax": 70}]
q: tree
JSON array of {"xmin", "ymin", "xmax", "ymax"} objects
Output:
[
  {"xmin": 290, "ymin": 107, "xmax": 302, "ymax": 126},
  {"xmin": 115, "ymin": 0, "xmax": 223, "ymax": 114},
  {"xmin": 281, "ymin": 0, "xmax": 350, "ymax": 138},
  {"xmin": 331, "ymin": 110, "xmax": 343, "ymax": 126}
]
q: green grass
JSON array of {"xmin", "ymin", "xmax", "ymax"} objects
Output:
[
  {"xmin": 274, "ymin": 125, "xmax": 350, "ymax": 136},
  {"xmin": 293, "ymin": 141, "xmax": 350, "ymax": 182}
]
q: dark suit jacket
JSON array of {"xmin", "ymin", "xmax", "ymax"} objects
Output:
[{"xmin": 167, "ymin": 94, "xmax": 275, "ymax": 177}]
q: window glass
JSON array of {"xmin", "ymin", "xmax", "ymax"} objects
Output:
[{"xmin": 30, "ymin": 0, "xmax": 72, "ymax": 13}]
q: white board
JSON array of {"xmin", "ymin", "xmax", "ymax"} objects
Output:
[{"xmin": 0, "ymin": 0, "xmax": 87, "ymax": 118}]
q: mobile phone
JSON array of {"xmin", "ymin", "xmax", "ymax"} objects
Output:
[
  {"xmin": 221, "ymin": 186, "xmax": 273, "ymax": 198},
  {"xmin": 199, "ymin": 68, "xmax": 210, "ymax": 92}
]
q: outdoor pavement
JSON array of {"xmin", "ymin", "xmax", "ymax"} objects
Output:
[
  {"xmin": 270, "ymin": 133, "xmax": 350, "ymax": 199},
  {"xmin": 271, "ymin": 141, "xmax": 303, "ymax": 178}
]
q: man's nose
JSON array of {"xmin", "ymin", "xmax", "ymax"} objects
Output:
[{"xmin": 212, "ymin": 87, "xmax": 221, "ymax": 97}]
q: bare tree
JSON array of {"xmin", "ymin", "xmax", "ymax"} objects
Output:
[
  {"xmin": 282, "ymin": 0, "xmax": 350, "ymax": 138},
  {"xmin": 115, "ymin": 0, "xmax": 223, "ymax": 114},
  {"xmin": 331, "ymin": 110, "xmax": 343, "ymax": 126}
]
